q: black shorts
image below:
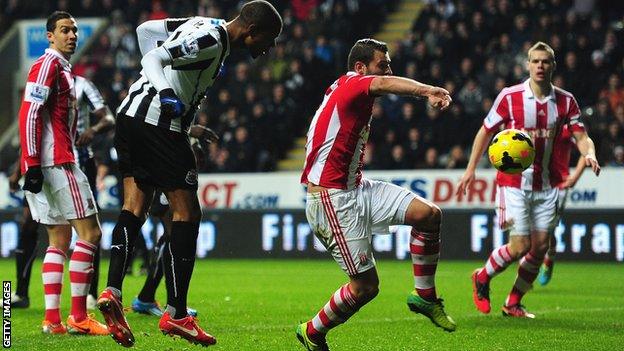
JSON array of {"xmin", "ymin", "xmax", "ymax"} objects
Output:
[
  {"xmin": 79, "ymin": 157, "xmax": 98, "ymax": 200},
  {"xmin": 115, "ymin": 114, "xmax": 198, "ymax": 190}
]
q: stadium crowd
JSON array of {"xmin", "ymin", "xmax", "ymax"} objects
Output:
[{"xmin": 2, "ymin": 0, "xmax": 624, "ymax": 174}]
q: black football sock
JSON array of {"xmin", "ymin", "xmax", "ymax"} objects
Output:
[
  {"xmin": 106, "ymin": 210, "xmax": 142, "ymax": 292},
  {"xmin": 88, "ymin": 244, "xmax": 101, "ymax": 298},
  {"xmin": 137, "ymin": 235, "xmax": 166, "ymax": 302},
  {"xmin": 15, "ymin": 219, "xmax": 39, "ymax": 298},
  {"xmin": 163, "ymin": 221, "xmax": 199, "ymax": 319}
]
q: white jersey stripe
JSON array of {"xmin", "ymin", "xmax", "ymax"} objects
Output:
[{"xmin": 308, "ymin": 105, "xmax": 341, "ymax": 185}]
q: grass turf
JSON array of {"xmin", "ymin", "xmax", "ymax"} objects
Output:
[{"xmin": 6, "ymin": 259, "xmax": 623, "ymax": 350}]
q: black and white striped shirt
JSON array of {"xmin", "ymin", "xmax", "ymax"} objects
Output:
[
  {"xmin": 117, "ymin": 17, "xmax": 229, "ymax": 133},
  {"xmin": 75, "ymin": 75, "xmax": 105, "ymax": 161}
]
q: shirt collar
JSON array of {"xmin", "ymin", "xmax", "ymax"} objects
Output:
[
  {"xmin": 45, "ymin": 48, "xmax": 71, "ymax": 68},
  {"xmin": 523, "ymin": 78, "xmax": 556, "ymax": 101}
]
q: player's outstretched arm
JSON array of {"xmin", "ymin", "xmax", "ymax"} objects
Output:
[
  {"xmin": 369, "ymin": 76, "xmax": 452, "ymax": 110},
  {"xmin": 457, "ymin": 126, "xmax": 494, "ymax": 195},
  {"xmin": 572, "ymin": 131, "xmax": 601, "ymax": 176}
]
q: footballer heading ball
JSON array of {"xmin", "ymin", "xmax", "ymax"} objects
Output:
[{"xmin": 488, "ymin": 129, "xmax": 535, "ymax": 174}]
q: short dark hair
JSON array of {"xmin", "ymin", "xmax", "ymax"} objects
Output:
[
  {"xmin": 46, "ymin": 11, "xmax": 73, "ymax": 32},
  {"xmin": 240, "ymin": 0, "xmax": 283, "ymax": 36},
  {"xmin": 347, "ymin": 38, "xmax": 388, "ymax": 70}
]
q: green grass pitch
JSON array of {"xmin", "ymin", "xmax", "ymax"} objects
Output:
[{"xmin": 6, "ymin": 259, "xmax": 623, "ymax": 350}]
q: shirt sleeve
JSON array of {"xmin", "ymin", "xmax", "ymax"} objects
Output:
[
  {"xmin": 346, "ymin": 75, "xmax": 375, "ymax": 97},
  {"xmin": 83, "ymin": 79, "xmax": 106, "ymax": 112},
  {"xmin": 136, "ymin": 18, "xmax": 191, "ymax": 56},
  {"xmin": 161, "ymin": 29, "xmax": 220, "ymax": 65},
  {"xmin": 19, "ymin": 58, "xmax": 58, "ymax": 168},
  {"xmin": 483, "ymin": 88, "xmax": 511, "ymax": 131},
  {"xmin": 567, "ymin": 95, "xmax": 586, "ymax": 133}
]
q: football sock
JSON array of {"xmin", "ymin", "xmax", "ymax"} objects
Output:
[
  {"xmin": 164, "ymin": 222, "xmax": 199, "ymax": 319},
  {"xmin": 88, "ymin": 244, "xmax": 101, "ymax": 298},
  {"xmin": 42, "ymin": 247, "xmax": 66, "ymax": 324},
  {"xmin": 410, "ymin": 229, "xmax": 439, "ymax": 301},
  {"xmin": 69, "ymin": 240, "xmax": 97, "ymax": 322},
  {"xmin": 307, "ymin": 284, "xmax": 362, "ymax": 342},
  {"xmin": 106, "ymin": 210, "xmax": 142, "ymax": 291},
  {"xmin": 15, "ymin": 219, "xmax": 39, "ymax": 298},
  {"xmin": 477, "ymin": 244, "xmax": 514, "ymax": 284},
  {"xmin": 506, "ymin": 251, "xmax": 543, "ymax": 306},
  {"xmin": 138, "ymin": 235, "xmax": 166, "ymax": 303}
]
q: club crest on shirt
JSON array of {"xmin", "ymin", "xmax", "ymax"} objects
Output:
[{"xmin": 185, "ymin": 169, "xmax": 198, "ymax": 185}]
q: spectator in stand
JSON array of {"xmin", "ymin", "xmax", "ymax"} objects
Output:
[
  {"xmin": 417, "ymin": 147, "xmax": 442, "ymax": 169},
  {"xmin": 610, "ymin": 146, "xmax": 624, "ymax": 167},
  {"xmin": 599, "ymin": 74, "xmax": 624, "ymax": 112}
]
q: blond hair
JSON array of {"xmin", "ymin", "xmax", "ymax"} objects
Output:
[{"xmin": 527, "ymin": 41, "xmax": 556, "ymax": 62}]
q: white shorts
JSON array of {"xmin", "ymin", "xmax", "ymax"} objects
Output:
[
  {"xmin": 305, "ymin": 178, "xmax": 415, "ymax": 276},
  {"xmin": 25, "ymin": 163, "xmax": 98, "ymax": 225},
  {"xmin": 495, "ymin": 186, "xmax": 559, "ymax": 235}
]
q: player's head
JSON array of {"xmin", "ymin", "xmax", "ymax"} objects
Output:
[
  {"xmin": 527, "ymin": 41, "xmax": 556, "ymax": 84},
  {"xmin": 46, "ymin": 11, "xmax": 77, "ymax": 59},
  {"xmin": 347, "ymin": 39, "xmax": 392, "ymax": 76},
  {"xmin": 237, "ymin": 0, "xmax": 282, "ymax": 59}
]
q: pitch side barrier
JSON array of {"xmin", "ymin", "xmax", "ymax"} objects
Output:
[{"xmin": 0, "ymin": 209, "xmax": 622, "ymax": 262}]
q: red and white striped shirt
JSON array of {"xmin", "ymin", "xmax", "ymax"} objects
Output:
[
  {"xmin": 19, "ymin": 48, "xmax": 77, "ymax": 173},
  {"xmin": 484, "ymin": 79, "xmax": 585, "ymax": 191},
  {"xmin": 550, "ymin": 124, "xmax": 575, "ymax": 187},
  {"xmin": 301, "ymin": 72, "xmax": 376, "ymax": 190}
]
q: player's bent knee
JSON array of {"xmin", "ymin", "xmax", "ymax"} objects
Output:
[
  {"xmin": 351, "ymin": 284, "xmax": 379, "ymax": 303},
  {"xmin": 406, "ymin": 203, "xmax": 442, "ymax": 232}
]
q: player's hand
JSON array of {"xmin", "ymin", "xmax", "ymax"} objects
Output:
[
  {"xmin": 426, "ymin": 87, "xmax": 452, "ymax": 111},
  {"xmin": 560, "ymin": 175, "xmax": 578, "ymax": 189},
  {"xmin": 23, "ymin": 166, "xmax": 43, "ymax": 194},
  {"xmin": 8, "ymin": 171, "xmax": 21, "ymax": 192},
  {"xmin": 456, "ymin": 170, "xmax": 475, "ymax": 196},
  {"xmin": 159, "ymin": 88, "xmax": 185, "ymax": 119},
  {"xmin": 585, "ymin": 154, "xmax": 601, "ymax": 176},
  {"xmin": 75, "ymin": 127, "xmax": 95, "ymax": 147},
  {"xmin": 189, "ymin": 125, "xmax": 219, "ymax": 144}
]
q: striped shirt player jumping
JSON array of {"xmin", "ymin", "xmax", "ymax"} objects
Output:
[
  {"xmin": 17, "ymin": 11, "xmax": 108, "ymax": 336},
  {"xmin": 296, "ymin": 38, "xmax": 456, "ymax": 351},
  {"xmin": 96, "ymin": 1, "xmax": 282, "ymax": 347},
  {"xmin": 457, "ymin": 42, "xmax": 600, "ymax": 318}
]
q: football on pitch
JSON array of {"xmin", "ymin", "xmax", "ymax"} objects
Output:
[{"xmin": 488, "ymin": 128, "xmax": 535, "ymax": 174}]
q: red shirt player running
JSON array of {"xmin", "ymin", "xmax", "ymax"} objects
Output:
[
  {"xmin": 17, "ymin": 11, "xmax": 107, "ymax": 335},
  {"xmin": 296, "ymin": 38, "xmax": 455, "ymax": 351},
  {"xmin": 457, "ymin": 42, "xmax": 600, "ymax": 318}
]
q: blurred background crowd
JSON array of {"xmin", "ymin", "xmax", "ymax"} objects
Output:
[{"xmin": 1, "ymin": 0, "xmax": 623, "ymax": 177}]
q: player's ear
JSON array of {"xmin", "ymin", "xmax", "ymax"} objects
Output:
[
  {"xmin": 247, "ymin": 23, "xmax": 258, "ymax": 38},
  {"xmin": 354, "ymin": 61, "xmax": 367, "ymax": 75},
  {"xmin": 47, "ymin": 31, "xmax": 54, "ymax": 44}
]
